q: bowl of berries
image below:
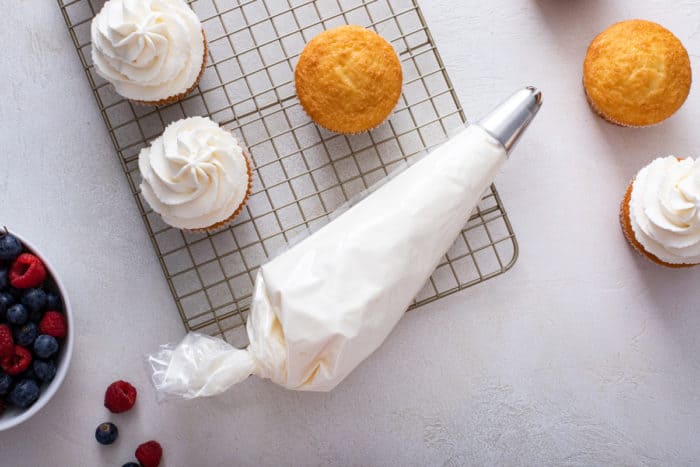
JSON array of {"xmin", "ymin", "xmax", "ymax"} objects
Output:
[{"xmin": 0, "ymin": 228, "xmax": 73, "ymax": 430}]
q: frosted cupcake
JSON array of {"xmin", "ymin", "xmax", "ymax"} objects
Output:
[
  {"xmin": 138, "ymin": 117, "xmax": 252, "ymax": 232},
  {"xmin": 91, "ymin": 0, "xmax": 207, "ymax": 106},
  {"xmin": 620, "ymin": 156, "xmax": 700, "ymax": 267}
]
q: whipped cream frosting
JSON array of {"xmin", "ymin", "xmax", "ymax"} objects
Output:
[
  {"xmin": 91, "ymin": 0, "xmax": 205, "ymax": 102},
  {"xmin": 149, "ymin": 124, "xmax": 508, "ymax": 396},
  {"xmin": 138, "ymin": 116, "xmax": 249, "ymax": 230},
  {"xmin": 630, "ymin": 156, "xmax": 700, "ymax": 264}
]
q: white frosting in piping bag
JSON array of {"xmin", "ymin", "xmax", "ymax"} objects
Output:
[
  {"xmin": 138, "ymin": 116, "xmax": 249, "ymax": 230},
  {"xmin": 151, "ymin": 125, "xmax": 507, "ymax": 396},
  {"xmin": 629, "ymin": 156, "xmax": 700, "ymax": 264},
  {"xmin": 91, "ymin": 0, "xmax": 205, "ymax": 102}
]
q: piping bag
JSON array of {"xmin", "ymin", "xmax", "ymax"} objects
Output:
[{"xmin": 148, "ymin": 87, "xmax": 542, "ymax": 397}]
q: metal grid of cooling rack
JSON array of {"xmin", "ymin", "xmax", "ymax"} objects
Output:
[{"xmin": 58, "ymin": 0, "xmax": 518, "ymax": 346}]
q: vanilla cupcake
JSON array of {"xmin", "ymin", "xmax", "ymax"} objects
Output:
[
  {"xmin": 295, "ymin": 25, "xmax": 403, "ymax": 134},
  {"xmin": 583, "ymin": 20, "xmax": 691, "ymax": 127},
  {"xmin": 620, "ymin": 156, "xmax": 700, "ymax": 267},
  {"xmin": 91, "ymin": 0, "xmax": 207, "ymax": 106},
  {"xmin": 138, "ymin": 117, "xmax": 252, "ymax": 232}
]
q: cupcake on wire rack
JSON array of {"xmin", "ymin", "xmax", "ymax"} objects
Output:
[
  {"xmin": 90, "ymin": 0, "xmax": 208, "ymax": 106},
  {"xmin": 295, "ymin": 25, "xmax": 403, "ymax": 134},
  {"xmin": 138, "ymin": 116, "xmax": 253, "ymax": 232},
  {"xmin": 620, "ymin": 156, "xmax": 700, "ymax": 268}
]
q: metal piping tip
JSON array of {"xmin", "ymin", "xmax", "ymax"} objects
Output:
[{"xmin": 476, "ymin": 86, "xmax": 542, "ymax": 155}]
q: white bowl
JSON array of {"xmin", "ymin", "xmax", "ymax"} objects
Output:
[{"xmin": 0, "ymin": 230, "xmax": 74, "ymax": 431}]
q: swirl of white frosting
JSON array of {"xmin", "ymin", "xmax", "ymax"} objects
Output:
[
  {"xmin": 139, "ymin": 117, "xmax": 250, "ymax": 230},
  {"xmin": 91, "ymin": 0, "xmax": 205, "ymax": 102},
  {"xmin": 630, "ymin": 156, "xmax": 700, "ymax": 264}
]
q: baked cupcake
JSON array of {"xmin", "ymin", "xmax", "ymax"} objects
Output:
[
  {"xmin": 295, "ymin": 25, "xmax": 403, "ymax": 134},
  {"xmin": 91, "ymin": 0, "xmax": 207, "ymax": 106},
  {"xmin": 620, "ymin": 156, "xmax": 700, "ymax": 267},
  {"xmin": 138, "ymin": 117, "xmax": 252, "ymax": 232},
  {"xmin": 583, "ymin": 20, "xmax": 691, "ymax": 127}
]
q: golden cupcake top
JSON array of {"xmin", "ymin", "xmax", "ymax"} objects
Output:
[
  {"xmin": 295, "ymin": 25, "xmax": 403, "ymax": 134},
  {"xmin": 583, "ymin": 19, "xmax": 691, "ymax": 127}
]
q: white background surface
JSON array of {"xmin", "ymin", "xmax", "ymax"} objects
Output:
[{"xmin": 1, "ymin": 0, "xmax": 700, "ymax": 465}]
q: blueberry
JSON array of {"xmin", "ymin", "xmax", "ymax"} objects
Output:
[
  {"xmin": 95, "ymin": 422, "xmax": 119, "ymax": 445},
  {"xmin": 7, "ymin": 304, "xmax": 28, "ymax": 326},
  {"xmin": 45, "ymin": 292, "xmax": 62, "ymax": 311},
  {"xmin": 0, "ymin": 292, "xmax": 13, "ymax": 321},
  {"xmin": 8, "ymin": 379, "xmax": 39, "ymax": 408},
  {"xmin": 21, "ymin": 288, "xmax": 47, "ymax": 314},
  {"xmin": 122, "ymin": 463, "xmax": 140, "ymax": 467},
  {"xmin": 0, "ymin": 233, "xmax": 23, "ymax": 262},
  {"xmin": 0, "ymin": 268, "xmax": 8, "ymax": 290},
  {"xmin": 14, "ymin": 322, "xmax": 38, "ymax": 347},
  {"xmin": 33, "ymin": 360, "xmax": 57, "ymax": 383},
  {"xmin": 0, "ymin": 371, "xmax": 12, "ymax": 395},
  {"xmin": 34, "ymin": 335, "xmax": 58, "ymax": 359}
]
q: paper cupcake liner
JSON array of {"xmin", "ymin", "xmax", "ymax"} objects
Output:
[
  {"xmin": 619, "ymin": 178, "xmax": 697, "ymax": 268},
  {"xmin": 133, "ymin": 31, "xmax": 208, "ymax": 107},
  {"xmin": 582, "ymin": 79, "xmax": 671, "ymax": 129},
  {"xmin": 188, "ymin": 149, "xmax": 254, "ymax": 234}
]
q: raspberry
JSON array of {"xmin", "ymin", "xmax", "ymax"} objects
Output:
[
  {"xmin": 1, "ymin": 345, "xmax": 32, "ymax": 376},
  {"xmin": 39, "ymin": 311, "xmax": 67, "ymax": 338},
  {"xmin": 9, "ymin": 254, "xmax": 46, "ymax": 289},
  {"xmin": 135, "ymin": 440, "xmax": 162, "ymax": 467},
  {"xmin": 0, "ymin": 325, "xmax": 14, "ymax": 358},
  {"xmin": 104, "ymin": 380, "xmax": 137, "ymax": 413}
]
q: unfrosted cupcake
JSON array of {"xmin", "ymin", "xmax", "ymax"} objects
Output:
[
  {"xmin": 138, "ymin": 117, "xmax": 252, "ymax": 232},
  {"xmin": 583, "ymin": 20, "xmax": 691, "ymax": 127},
  {"xmin": 620, "ymin": 156, "xmax": 700, "ymax": 267},
  {"xmin": 91, "ymin": 0, "xmax": 207, "ymax": 106},
  {"xmin": 295, "ymin": 25, "xmax": 403, "ymax": 134}
]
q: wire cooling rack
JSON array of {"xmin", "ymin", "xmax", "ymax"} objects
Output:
[{"xmin": 58, "ymin": 0, "xmax": 518, "ymax": 345}]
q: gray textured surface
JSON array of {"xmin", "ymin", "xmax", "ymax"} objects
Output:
[{"xmin": 1, "ymin": 0, "xmax": 700, "ymax": 465}]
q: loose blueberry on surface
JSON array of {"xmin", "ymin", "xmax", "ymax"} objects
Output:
[
  {"xmin": 0, "ymin": 268, "xmax": 8, "ymax": 290},
  {"xmin": 0, "ymin": 232, "xmax": 23, "ymax": 262},
  {"xmin": 6, "ymin": 304, "xmax": 28, "ymax": 326},
  {"xmin": 0, "ymin": 371, "xmax": 12, "ymax": 395},
  {"xmin": 122, "ymin": 463, "xmax": 140, "ymax": 467},
  {"xmin": 33, "ymin": 335, "xmax": 58, "ymax": 359},
  {"xmin": 8, "ymin": 379, "xmax": 39, "ymax": 408},
  {"xmin": 32, "ymin": 360, "xmax": 57, "ymax": 383},
  {"xmin": 95, "ymin": 422, "xmax": 119, "ymax": 445},
  {"xmin": 14, "ymin": 322, "xmax": 37, "ymax": 347},
  {"xmin": 0, "ymin": 292, "xmax": 13, "ymax": 321},
  {"xmin": 44, "ymin": 292, "xmax": 62, "ymax": 311},
  {"xmin": 21, "ymin": 288, "xmax": 47, "ymax": 314}
]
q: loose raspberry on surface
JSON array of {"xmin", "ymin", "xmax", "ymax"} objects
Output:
[
  {"xmin": 9, "ymin": 254, "xmax": 46, "ymax": 289},
  {"xmin": 135, "ymin": 440, "xmax": 163, "ymax": 467},
  {"xmin": 104, "ymin": 380, "xmax": 137, "ymax": 413},
  {"xmin": 39, "ymin": 311, "xmax": 67, "ymax": 338},
  {"xmin": 1, "ymin": 345, "xmax": 32, "ymax": 376},
  {"xmin": 0, "ymin": 324, "xmax": 14, "ymax": 358}
]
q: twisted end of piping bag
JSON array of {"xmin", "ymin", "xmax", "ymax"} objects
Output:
[{"xmin": 476, "ymin": 86, "xmax": 542, "ymax": 155}]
